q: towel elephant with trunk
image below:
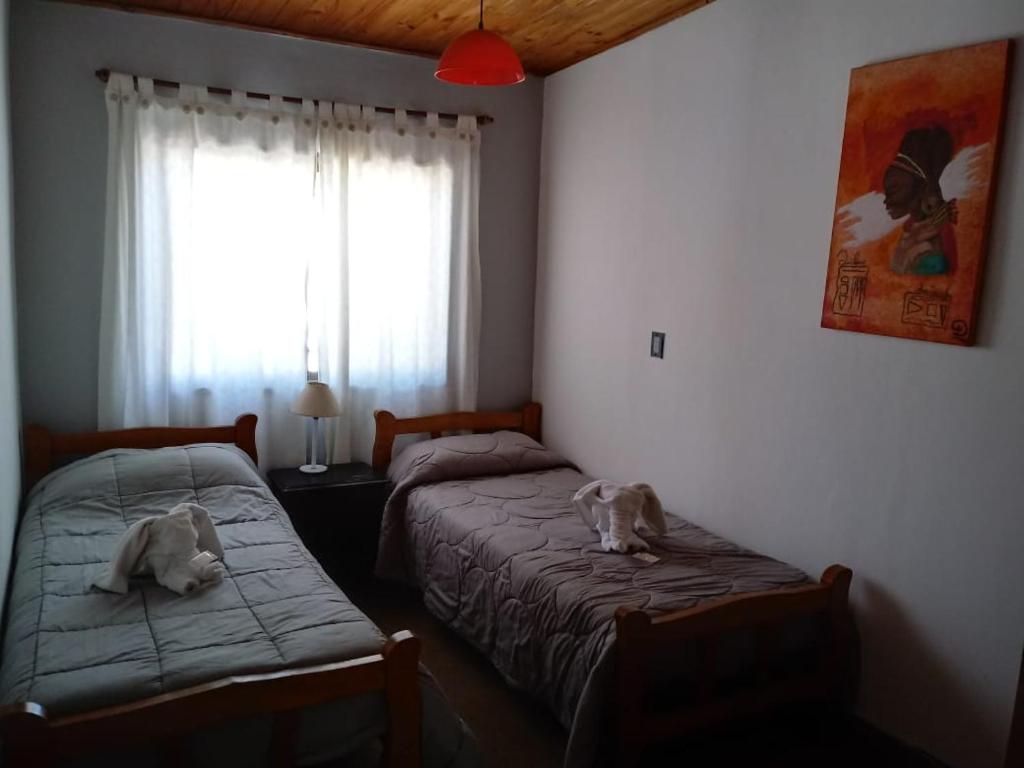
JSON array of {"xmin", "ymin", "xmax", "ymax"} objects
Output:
[
  {"xmin": 94, "ymin": 503, "xmax": 227, "ymax": 595},
  {"xmin": 573, "ymin": 480, "xmax": 667, "ymax": 553}
]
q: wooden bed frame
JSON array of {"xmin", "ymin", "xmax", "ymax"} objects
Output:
[
  {"xmin": 372, "ymin": 402, "xmax": 541, "ymax": 472},
  {"xmin": 5, "ymin": 415, "xmax": 422, "ymax": 767},
  {"xmin": 371, "ymin": 403, "xmax": 856, "ymax": 764},
  {"xmin": 23, "ymin": 414, "xmax": 261, "ymax": 491},
  {"xmin": 614, "ymin": 565, "xmax": 854, "ymax": 765}
]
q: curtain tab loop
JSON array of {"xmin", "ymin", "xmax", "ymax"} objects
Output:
[
  {"xmin": 194, "ymin": 86, "xmax": 209, "ymax": 115},
  {"xmin": 317, "ymin": 100, "xmax": 333, "ymax": 129},
  {"xmin": 269, "ymin": 95, "xmax": 284, "ymax": 124},
  {"xmin": 178, "ymin": 84, "xmax": 201, "ymax": 114},
  {"xmin": 425, "ymin": 112, "xmax": 440, "ymax": 138},
  {"xmin": 338, "ymin": 104, "xmax": 359, "ymax": 131},
  {"xmin": 301, "ymin": 98, "xmax": 315, "ymax": 127},
  {"xmin": 360, "ymin": 105, "xmax": 375, "ymax": 132},
  {"xmin": 230, "ymin": 89, "xmax": 246, "ymax": 120},
  {"xmin": 394, "ymin": 108, "xmax": 408, "ymax": 136},
  {"xmin": 105, "ymin": 72, "xmax": 134, "ymax": 99},
  {"xmin": 456, "ymin": 115, "xmax": 477, "ymax": 140},
  {"xmin": 135, "ymin": 77, "xmax": 154, "ymax": 108}
]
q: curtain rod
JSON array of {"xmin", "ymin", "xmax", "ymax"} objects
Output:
[{"xmin": 94, "ymin": 69, "xmax": 495, "ymax": 126}]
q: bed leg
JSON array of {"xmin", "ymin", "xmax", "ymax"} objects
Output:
[
  {"xmin": 383, "ymin": 630, "xmax": 421, "ymax": 768},
  {"xmin": 0, "ymin": 703, "xmax": 51, "ymax": 767},
  {"xmin": 164, "ymin": 738, "xmax": 186, "ymax": 768},
  {"xmin": 269, "ymin": 710, "xmax": 300, "ymax": 768},
  {"xmin": 614, "ymin": 607, "xmax": 652, "ymax": 768},
  {"xmin": 821, "ymin": 564, "xmax": 856, "ymax": 706}
]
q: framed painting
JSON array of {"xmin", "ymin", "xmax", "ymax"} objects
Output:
[{"xmin": 821, "ymin": 40, "xmax": 1012, "ymax": 346}]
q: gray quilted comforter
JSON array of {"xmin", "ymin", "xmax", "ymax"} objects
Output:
[
  {"xmin": 0, "ymin": 444, "xmax": 478, "ymax": 767},
  {"xmin": 376, "ymin": 431, "xmax": 809, "ymax": 768}
]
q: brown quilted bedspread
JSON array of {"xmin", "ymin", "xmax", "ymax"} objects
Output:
[{"xmin": 377, "ymin": 431, "xmax": 809, "ymax": 767}]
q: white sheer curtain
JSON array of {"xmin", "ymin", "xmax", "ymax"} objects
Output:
[{"xmin": 99, "ymin": 73, "xmax": 480, "ymax": 468}]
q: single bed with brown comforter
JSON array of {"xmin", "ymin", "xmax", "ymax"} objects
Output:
[{"xmin": 375, "ymin": 430, "xmax": 817, "ymax": 768}]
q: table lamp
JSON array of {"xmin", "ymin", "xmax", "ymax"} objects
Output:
[{"xmin": 290, "ymin": 381, "xmax": 342, "ymax": 473}]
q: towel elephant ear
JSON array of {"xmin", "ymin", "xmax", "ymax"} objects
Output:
[
  {"xmin": 94, "ymin": 517, "xmax": 154, "ymax": 594},
  {"xmin": 572, "ymin": 480, "xmax": 605, "ymax": 528},
  {"xmin": 630, "ymin": 483, "xmax": 667, "ymax": 535},
  {"xmin": 191, "ymin": 507, "xmax": 224, "ymax": 558},
  {"xmin": 174, "ymin": 503, "xmax": 224, "ymax": 559}
]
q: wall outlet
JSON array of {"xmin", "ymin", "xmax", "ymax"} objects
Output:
[{"xmin": 650, "ymin": 331, "xmax": 665, "ymax": 359}]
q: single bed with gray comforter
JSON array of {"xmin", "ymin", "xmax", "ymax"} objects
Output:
[
  {"xmin": 376, "ymin": 431, "xmax": 811, "ymax": 768},
  {"xmin": 0, "ymin": 443, "xmax": 479, "ymax": 767}
]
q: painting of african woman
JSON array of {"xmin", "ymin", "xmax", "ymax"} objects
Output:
[{"xmin": 821, "ymin": 40, "xmax": 1011, "ymax": 346}]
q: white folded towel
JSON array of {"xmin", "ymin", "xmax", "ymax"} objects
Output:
[
  {"xmin": 94, "ymin": 503, "xmax": 227, "ymax": 595},
  {"xmin": 573, "ymin": 481, "xmax": 667, "ymax": 553}
]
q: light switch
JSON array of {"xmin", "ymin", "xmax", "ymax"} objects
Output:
[{"xmin": 650, "ymin": 331, "xmax": 665, "ymax": 359}]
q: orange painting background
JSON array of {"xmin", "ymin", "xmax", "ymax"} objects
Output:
[{"xmin": 821, "ymin": 40, "xmax": 1011, "ymax": 345}]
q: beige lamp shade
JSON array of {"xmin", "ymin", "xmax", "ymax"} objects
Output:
[{"xmin": 290, "ymin": 381, "xmax": 342, "ymax": 418}]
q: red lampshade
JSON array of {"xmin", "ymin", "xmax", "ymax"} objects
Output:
[{"xmin": 435, "ymin": 28, "xmax": 525, "ymax": 86}]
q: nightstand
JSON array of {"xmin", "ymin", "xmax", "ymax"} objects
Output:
[{"xmin": 268, "ymin": 463, "xmax": 391, "ymax": 582}]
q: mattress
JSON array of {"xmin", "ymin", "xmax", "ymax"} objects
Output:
[
  {"xmin": 376, "ymin": 430, "xmax": 810, "ymax": 768},
  {"xmin": 0, "ymin": 443, "xmax": 478, "ymax": 767}
]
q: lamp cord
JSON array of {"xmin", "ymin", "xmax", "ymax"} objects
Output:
[{"xmin": 478, "ymin": 0, "xmax": 484, "ymax": 30}]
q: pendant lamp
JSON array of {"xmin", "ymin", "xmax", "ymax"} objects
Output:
[{"xmin": 435, "ymin": 0, "xmax": 525, "ymax": 86}]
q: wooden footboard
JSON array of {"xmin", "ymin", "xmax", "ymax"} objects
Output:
[
  {"xmin": 0, "ymin": 630, "xmax": 422, "ymax": 768},
  {"xmin": 613, "ymin": 564, "xmax": 855, "ymax": 764}
]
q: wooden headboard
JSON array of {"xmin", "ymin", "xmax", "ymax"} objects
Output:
[
  {"xmin": 23, "ymin": 414, "xmax": 259, "ymax": 491},
  {"xmin": 372, "ymin": 403, "xmax": 541, "ymax": 473}
]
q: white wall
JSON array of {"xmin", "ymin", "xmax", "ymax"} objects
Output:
[
  {"xmin": 0, "ymin": 0, "xmax": 22, "ymax": 607},
  {"xmin": 535, "ymin": 1, "xmax": 1024, "ymax": 766},
  {"xmin": 11, "ymin": 0, "xmax": 543, "ymax": 432}
]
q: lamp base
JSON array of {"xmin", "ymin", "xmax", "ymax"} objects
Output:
[{"xmin": 299, "ymin": 463, "xmax": 328, "ymax": 474}]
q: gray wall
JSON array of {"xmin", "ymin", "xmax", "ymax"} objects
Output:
[
  {"xmin": 535, "ymin": 1, "xmax": 1024, "ymax": 766},
  {"xmin": 10, "ymin": 0, "xmax": 543, "ymax": 431},
  {"xmin": 0, "ymin": 0, "xmax": 21, "ymax": 607}
]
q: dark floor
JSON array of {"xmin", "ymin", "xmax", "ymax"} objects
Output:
[
  {"xmin": 336, "ymin": 574, "xmax": 936, "ymax": 768},
  {"xmin": 338, "ymin": 575, "xmax": 566, "ymax": 768}
]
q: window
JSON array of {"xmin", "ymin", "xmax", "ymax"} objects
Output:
[
  {"xmin": 346, "ymin": 155, "xmax": 454, "ymax": 388},
  {"xmin": 171, "ymin": 142, "xmax": 315, "ymax": 385},
  {"xmin": 100, "ymin": 74, "xmax": 480, "ymax": 467}
]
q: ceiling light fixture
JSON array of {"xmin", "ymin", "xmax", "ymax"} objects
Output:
[{"xmin": 435, "ymin": 0, "xmax": 525, "ymax": 86}]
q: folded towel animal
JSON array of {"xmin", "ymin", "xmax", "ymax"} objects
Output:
[
  {"xmin": 94, "ymin": 503, "xmax": 227, "ymax": 595},
  {"xmin": 573, "ymin": 481, "xmax": 667, "ymax": 553}
]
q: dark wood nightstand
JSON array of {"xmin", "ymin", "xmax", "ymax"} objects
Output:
[{"xmin": 268, "ymin": 463, "xmax": 391, "ymax": 582}]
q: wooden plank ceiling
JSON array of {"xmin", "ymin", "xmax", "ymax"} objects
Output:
[{"xmin": 74, "ymin": 0, "xmax": 714, "ymax": 75}]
